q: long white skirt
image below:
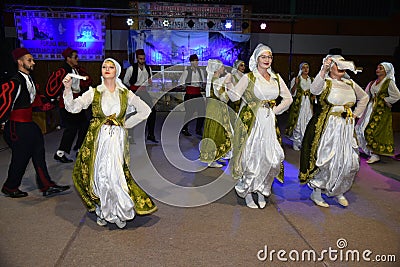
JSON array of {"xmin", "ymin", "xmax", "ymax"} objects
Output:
[
  {"xmin": 292, "ymin": 95, "xmax": 313, "ymax": 148},
  {"xmin": 309, "ymin": 115, "xmax": 359, "ymax": 196},
  {"xmin": 93, "ymin": 125, "xmax": 135, "ymax": 223},
  {"xmin": 235, "ymin": 108, "xmax": 284, "ymax": 198},
  {"xmin": 355, "ymin": 102, "xmax": 373, "ymax": 156}
]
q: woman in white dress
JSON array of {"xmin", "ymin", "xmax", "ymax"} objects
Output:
[
  {"xmin": 355, "ymin": 62, "xmax": 400, "ymax": 164},
  {"xmin": 200, "ymin": 59, "xmax": 233, "ymax": 168},
  {"xmin": 62, "ymin": 58, "xmax": 157, "ymax": 228},
  {"xmin": 285, "ymin": 62, "xmax": 314, "ymax": 150},
  {"xmin": 227, "ymin": 59, "xmax": 246, "ymax": 114},
  {"xmin": 299, "ymin": 55, "xmax": 369, "ymax": 208},
  {"xmin": 226, "ymin": 43, "xmax": 293, "ymax": 209}
]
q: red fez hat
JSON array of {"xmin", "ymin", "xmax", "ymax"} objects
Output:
[
  {"xmin": 62, "ymin": 47, "xmax": 76, "ymax": 59},
  {"xmin": 12, "ymin": 48, "xmax": 30, "ymax": 62},
  {"xmin": 135, "ymin": 49, "xmax": 145, "ymax": 56},
  {"xmin": 189, "ymin": 54, "xmax": 199, "ymax": 61}
]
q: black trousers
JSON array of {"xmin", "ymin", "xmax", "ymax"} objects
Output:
[
  {"xmin": 2, "ymin": 121, "xmax": 55, "ymax": 191},
  {"xmin": 58, "ymin": 108, "xmax": 88, "ymax": 153},
  {"xmin": 183, "ymin": 93, "xmax": 205, "ymax": 132}
]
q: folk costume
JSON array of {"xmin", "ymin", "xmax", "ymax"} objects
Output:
[
  {"xmin": 64, "ymin": 58, "xmax": 157, "ymax": 228},
  {"xmin": 178, "ymin": 54, "xmax": 206, "ymax": 136},
  {"xmin": 227, "ymin": 44, "xmax": 292, "ymax": 208},
  {"xmin": 299, "ymin": 55, "xmax": 369, "ymax": 207},
  {"xmin": 1, "ymin": 48, "xmax": 70, "ymax": 197},
  {"xmin": 355, "ymin": 62, "xmax": 400, "ymax": 163},
  {"xmin": 285, "ymin": 62, "xmax": 314, "ymax": 150},
  {"xmin": 199, "ymin": 59, "xmax": 233, "ymax": 168}
]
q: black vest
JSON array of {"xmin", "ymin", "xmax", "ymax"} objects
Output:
[
  {"xmin": 12, "ymin": 72, "xmax": 34, "ymax": 110},
  {"xmin": 185, "ymin": 67, "xmax": 204, "ymax": 85},
  {"xmin": 129, "ymin": 63, "xmax": 151, "ymax": 86}
]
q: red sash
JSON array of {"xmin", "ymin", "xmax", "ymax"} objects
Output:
[
  {"xmin": 129, "ymin": 85, "xmax": 140, "ymax": 92},
  {"xmin": 9, "ymin": 108, "xmax": 33, "ymax": 122},
  {"xmin": 186, "ymin": 86, "xmax": 201, "ymax": 95}
]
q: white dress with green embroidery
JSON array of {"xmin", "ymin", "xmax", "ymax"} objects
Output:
[{"xmin": 227, "ymin": 69, "xmax": 292, "ymax": 197}]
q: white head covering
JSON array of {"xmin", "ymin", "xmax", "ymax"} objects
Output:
[
  {"xmin": 324, "ymin": 55, "xmax": 361, "ymax": 74},
  {"xmin": 380, "ymin": 62, "xmax": 396, "ymax": 82},
  {"xmin": 297, "ymin": 62, "xmax": 309, "ymax": 77},
  {"xmin": 249, "ymin": 43, "xmax": 273, "ymax": 74},
  {"xmin": 101, "ymin": 58, "xmax": 127, "ymax": 90},
  {"xmin": 205, "ymin": 59, "xmax": 223, "ymax": 97}
]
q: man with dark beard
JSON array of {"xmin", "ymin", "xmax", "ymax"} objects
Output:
[{"xmin": 0, "ymin": 48, "xmax": 70, "ymax": 197}]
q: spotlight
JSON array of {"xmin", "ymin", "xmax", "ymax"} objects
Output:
[
  {"xmin": 241, "ymin": 21, "xmax": 249, "ymax": 30},
  {"xmin": 187, "ymin": 19, "xmax": 195, "ymax": 28},
  {"xmin": 126, "ymin": 18, "xmax": 134, "ymax": 26},
  {"xmin": 207, "ymin": 21, "xmax": 215, "ymax": 29},
  {"xmin": 224, "ymin": 20, "xmax": 232, "ymax": 29},
  {"xmin": 260, "ymin": 22, "xmax": 267, "ymax": 30},
  {"xmin": 163, "ymin": 19, "xmax": 170, "ymax": 27},
  {"xmin": 145, "ymin": 18, "xmax": 153, "ymax": 27}
]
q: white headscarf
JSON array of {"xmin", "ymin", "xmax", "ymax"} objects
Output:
[
  {"xmin": 101, "ymin": 58, "xmax": 127, "ymax": 90},
  {"xmin": 380, "ymin": 62, "xmax": 396, "ymax": 82},
  {"xmin": 249, "ymin": 43, "xmax": 273, "ymax": 74},
  {"xmin": 324, "ymin": 55, "xmax": 361, "ymax": 74},
  {"xmin": 205, "ymin": 59, "xmax": 223, "ymax": 97},
  {"xmin": 297, "ymin": 62, "xmax": 309, "ymax": 77},
  {"xmin": 232, "ymin": 59, "xmax": 244, "ymax": 75}
]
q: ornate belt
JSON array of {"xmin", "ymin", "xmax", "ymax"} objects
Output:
[{"xmin": 260, "ymin": 99, "xmax": 276, "ymax": 109}]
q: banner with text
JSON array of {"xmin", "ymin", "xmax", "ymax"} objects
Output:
[{"xmin": 14, "ymin": 11, "xmax": 106, "ymax": 61}]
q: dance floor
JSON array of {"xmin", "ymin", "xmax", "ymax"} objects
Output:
[{"xmin": 0, "ymin": 112, "xmax": 399, "ymax": 266}]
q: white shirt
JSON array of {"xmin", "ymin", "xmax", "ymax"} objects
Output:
[
  {"xmin": 63, "ymin": 85, "xmax": 151, "ymax": 129},
  {"xmin": 123, "ymin": 65, "xmax": 152, "ymax": 87},
  {"xmin": 178, "ymin": 67, "xmax": 204, "ymax": 88},
  {"xmin": 18, "ymin": 71, "xmax": 36, "ymax": 103}
]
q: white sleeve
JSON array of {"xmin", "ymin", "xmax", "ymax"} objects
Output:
[
  {"xmin": 63, "ymin": 87, "xmax": 94, "ymax": 113},
  {"xmin": 178, "ymin": 69, "xmax": 188, "ymax": 86},
  {"xmin": 352, "ymin": 81, "xmax": 369, "ymax": 118},
  {"xmin": 272, "ymin": 74, "xmax": 293, "ymax": 115},
  {"xmin": 384, "ymin": 80, "xmax": 400, "ymax": 104},
  {"xmin": 226, "ymin": 74, "xmax": 249, "ymax": 102},
  {"xmin": 124, "ymin": 90, "xmax": 152, "ymax": 129},
  {"xmin": 310, "ymin": 73, "xmax": 325, "ymax": 95},
  {"xmin": 123, "ymin": 66, "xmax": 133, "ymax": 86},
  {"xmin": 213, "ymin": 76, "xmax": 229, "ymax": 102}
]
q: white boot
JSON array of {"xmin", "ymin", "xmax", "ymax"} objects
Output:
[
  {"xmin": 245, "ymin": 193, "xmax": 258, "ymax": 209},
  {"xmin": 257, "ymin": 192, "xmax": 267, "ymax": 209},
  {"xmin": 310, "ymin": 188, "xmax": 329, "ymax": 208},
  {"xmin": 367, "ymin": 154, "xmax": 380, "ymax": 164},
  {"xmin": 115, "ymin": 218, "xmax": 126, "ymax": 229},
  {"xmin": 208, "ymin": 161, "xmax": 223, "ymax": 168},
  {"xmin": 336, "ymin": 194, "xmax": 349, "ymax": 207},
  {"xmin": 96, "ymin": 217, "xmax": 107, "ymax": 226}
]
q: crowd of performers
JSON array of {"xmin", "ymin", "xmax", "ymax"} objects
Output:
[{"xmin": 1, "ymin": 43, "xmax": 399, "ymax": 228}]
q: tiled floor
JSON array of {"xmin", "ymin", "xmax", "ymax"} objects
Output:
[{"xmin": 0, "ymin": 112, "xmax": 399, "ymax": 266}]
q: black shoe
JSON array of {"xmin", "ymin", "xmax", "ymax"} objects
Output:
[
  {"xmin": 1, "ymin": 187, "xmax": 28, "ymax": 198},
  {"xmin": 54, "ymin": 154, "xmax": 73, "ymax": 163},
  {"xmin": 147, "ymin": 135, "xmax": 159, "ymax": 143},
  {"xmin": 181, "ymin": 129, "xmax": 192, "ymax": 136},
  {"xmin": 43, "ymin": 184, "xmax": 71, "ymax": 197}
]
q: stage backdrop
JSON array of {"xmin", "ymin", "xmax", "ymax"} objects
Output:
[
  {"xmin": 128, "ymin": 30, "xmax": 251, "ymax": 66},
  {"xmin": 14, "ymin": 11, "xmax": 106, "ymax": 61}
]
